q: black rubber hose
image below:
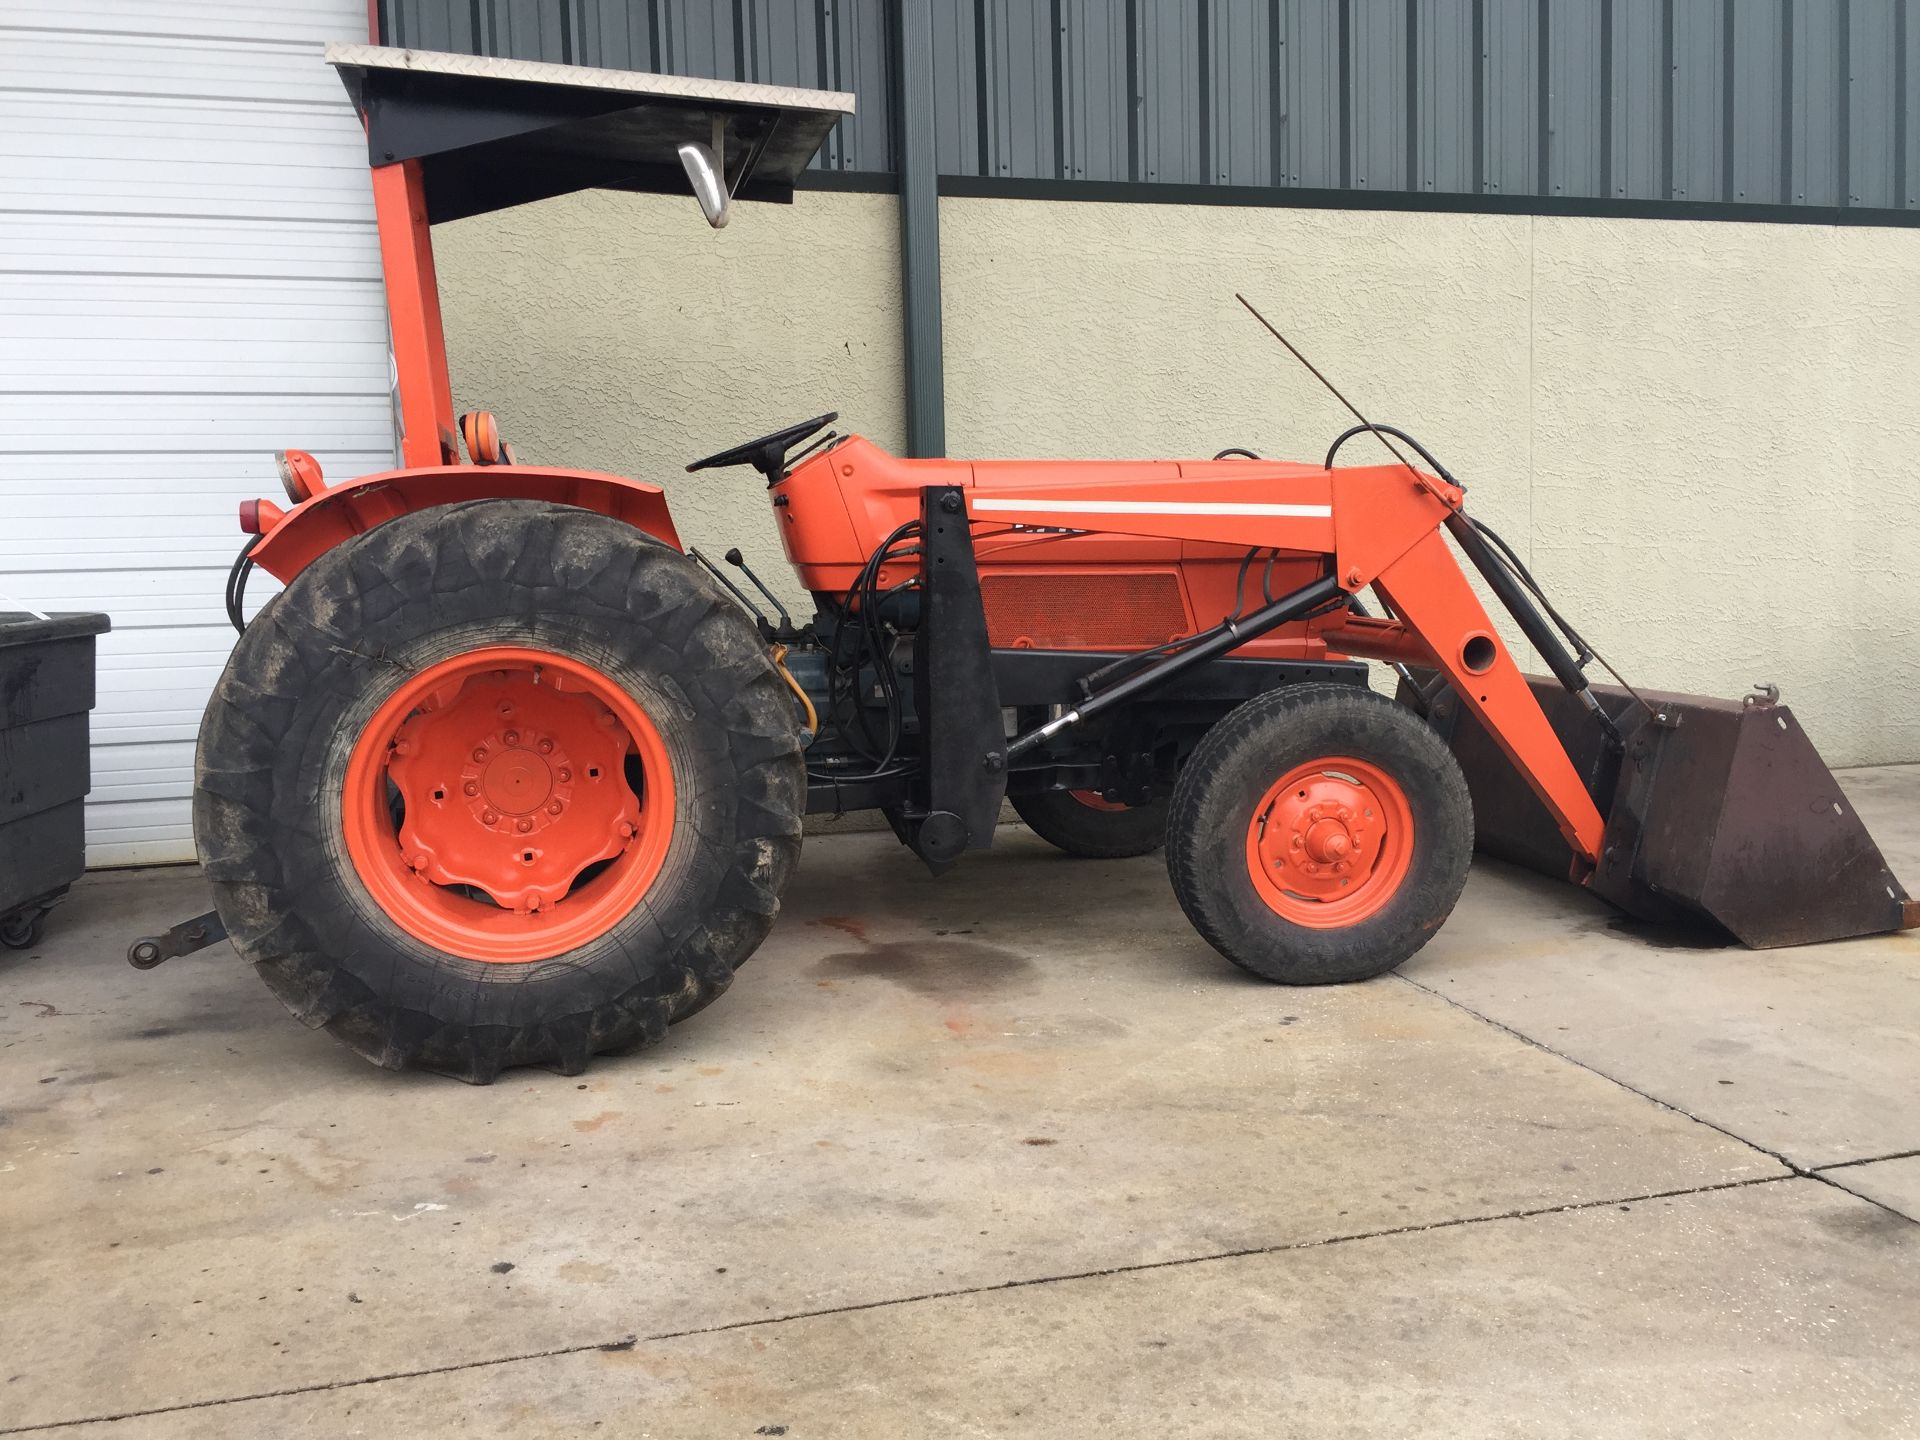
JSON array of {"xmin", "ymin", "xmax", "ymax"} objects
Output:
[
  {"xmin": 811, "ymin": 522, "xmax": 921, "ymax": 782},
  {"xmin": 225, "ymin": 538, "xmax": 256, "ymax": 635},
  {"xmin": 1323, "ymin": 423, "xmax": 1461, "ymax": 487},
  {"xmin": 1466, "ymin": 516, "xmax": 1597, "ymax": 667}
]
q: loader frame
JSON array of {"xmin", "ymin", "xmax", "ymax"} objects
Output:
[{"xmin": 769, "ymin": 443, "xmax": 1613, "ymax": 875}]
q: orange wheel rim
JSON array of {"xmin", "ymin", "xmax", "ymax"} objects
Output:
[
  {"xmin": 342, "ymin": 646, "xmax": 674, "ymax": 963},
  {"xmin": 1245, "ymin": 756, "xmax": 1414, "ymax": 928},
  {"xmin": 1069, "ymin": 789, "xmax": 1130, "ymax": 812}
]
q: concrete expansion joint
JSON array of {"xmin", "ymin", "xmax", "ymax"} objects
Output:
[
  {"xmin": 0, "ymin": 1172, "xmax": 1853, "ymax": 1437},
  {"xmin": 1811, "ymin": 1146, "xmax": 1920, "ymax": 1173},
  {"xmin": 1392, "ymin": 974, "xmax": 1920, "ymax": 1229}
]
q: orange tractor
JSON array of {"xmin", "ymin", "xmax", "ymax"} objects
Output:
[{"xmin": 134, "ymin": 47, "xmax": 1916, "ymax": 1081}]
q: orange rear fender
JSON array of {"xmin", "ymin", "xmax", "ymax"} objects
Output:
[{"xmin": 246, "ymin": 465, "xmax": 682, "ymax": 584}]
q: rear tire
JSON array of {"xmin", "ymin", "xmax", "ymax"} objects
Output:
[
  {"xmin": 194, "ymin": 500, "xmax": 804, "ymax": 1082},
  {"xmin": 1166, "ymin": 683, "xmax": 1471, "ymax": 985},
  {"xmin": 1010, "ymin": 789, "xmax": 1168, "ymax": 858}
]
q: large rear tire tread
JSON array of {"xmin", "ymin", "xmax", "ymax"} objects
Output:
[
  {"xmin": 195, "ymin": 500, "xmax": 804, "ymax": 1082},
  {"xmin": 1010, "ymin": 790, "xmax": 1169, "ymax": 859},
  {"xmin": 1166, "ymin": 682, "xmax": 1471, "ymax": 985}
]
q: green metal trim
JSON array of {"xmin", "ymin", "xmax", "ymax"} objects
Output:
[
  {"xmin": 893, "ymin": 0, "xmax": 945, "ymax": 457},
  {"xmin": 799, "ymin": 168, "xmax": 1920, "ymax": 228}
]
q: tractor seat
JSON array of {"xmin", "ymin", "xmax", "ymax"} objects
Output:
[{"xmin": 458, "ymin": 410, "xmax": 518, "ymax": 467}]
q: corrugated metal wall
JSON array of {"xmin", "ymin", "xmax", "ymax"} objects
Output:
[{"xmin": 379, "ymin": 0, "xmax": 1919, "ymax": 214}]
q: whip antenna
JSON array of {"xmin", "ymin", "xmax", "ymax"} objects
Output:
[{"xmin": 1235, "ymin": 293, "xmax": 1437, "ymax": 494}]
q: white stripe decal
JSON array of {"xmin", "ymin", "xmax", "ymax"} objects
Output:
[{"xmin": 970, "ymin": 498, "xmax": 1333, "ymax": 518}]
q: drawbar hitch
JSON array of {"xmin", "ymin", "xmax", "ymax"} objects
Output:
[{"xmin": 128, "ymin": 910, "xmax": 228, "ymax": 970}]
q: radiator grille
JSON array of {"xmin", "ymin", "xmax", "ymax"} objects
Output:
[{"xmin": 980, "ymin": 572, "xmax": 1189, "ymax": 650}]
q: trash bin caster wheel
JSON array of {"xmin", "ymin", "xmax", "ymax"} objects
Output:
[{"xmin": 0, "ymin": 909, "xmax": 46, "ymax": 950}]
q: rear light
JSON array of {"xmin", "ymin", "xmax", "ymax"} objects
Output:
[{"xmin": 239, "ymin": 498, "xmax": 287, "ymax": 536}]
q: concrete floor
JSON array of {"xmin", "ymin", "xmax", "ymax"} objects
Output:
[{"xmin": 4, "ymin": 770, "xmax": 1919, "ymax": 1437}]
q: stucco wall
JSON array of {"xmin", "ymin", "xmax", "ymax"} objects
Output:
[
  {"xmin": 941, "ymin": 198, "xmax": 1920, "ymax": 767},
  {"xmin": 436, "ymin": 188, "xmax": 1919, "ymax": 768},
  {"xmin": 434, "ymin": 188, "xmax": 905, "ymax": 612}
]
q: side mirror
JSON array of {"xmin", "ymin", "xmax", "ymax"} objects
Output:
[{"xmin": 678, "ymin": 141, "xmax": 730, "ymax": 229}]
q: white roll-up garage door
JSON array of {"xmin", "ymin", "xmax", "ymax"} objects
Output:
[{"xmin": 0, "ymin": 1, "xmax": 392, "ymax": 865}]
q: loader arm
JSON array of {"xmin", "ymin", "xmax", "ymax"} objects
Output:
[{"xmin": 969, "ymin": 462, "xmax": 1609, "ymax": 869}]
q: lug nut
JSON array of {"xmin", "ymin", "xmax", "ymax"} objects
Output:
[
  {"xmin": 392, "ymin": 738, "xmax": 412, "ymax": 756},
  {"xmin": 537, "ymin": 738, "xmax": 554, "ymax": 755},
  {"xmin": 503, "ymin": 729, "xmax": 520, "ymax": 746},
  {"xmin": 515, "ymin": 818, "xmax": 533, "ymax": 834},
  {"xmin": 547, "ymin": 800, "xmax": 564, "ymax": 816},
  {"xmin": 463, "ymin": 781, "xmax": 479, "ymax": 797},
  {"xmin": 557, "ymin": 768, "xmax": 572, "ymax": 782},
  {"xmin": 471, "ymin": 746, "xmax": 487, "ymax": 762},
  {"xmin": 481, "ymin": 809, "xmax": 499, "ymax": 825},
  {"xmin": 407, "ymin": 852, "xmax": 429, "ymax": 871},
  {"xmin": 618, "ymin": 821, "xmax": 636, "ymax": 839}
]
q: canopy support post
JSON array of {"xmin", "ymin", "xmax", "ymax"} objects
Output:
[{"xmin": 372, "ymin": 159, "xmax": 458, "ymax": 467}]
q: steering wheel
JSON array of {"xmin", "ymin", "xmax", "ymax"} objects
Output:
[{"xmin": 686, "ymin": 413, "xmax": 838, "ymax": 483}]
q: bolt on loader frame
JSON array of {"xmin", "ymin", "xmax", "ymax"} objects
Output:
[{"xmin": 137, "ymin": 46, "xmax": 1917, "ymax": 1080}]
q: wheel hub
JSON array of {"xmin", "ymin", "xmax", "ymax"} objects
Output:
[
  {"xmin": 386, "ymin": 669, "xmax": 640, "ymax": 914},
  {"xmin": 479, "ymin": 743, "xmax": 556, "ymax": 817},
  {"xmin": 1257, "ymin": 775, "xmax": 1387, "ymax": 897},
  {"xmin": 1246, "ymin": 758, "xmax": 1415, "ymax": 925}
]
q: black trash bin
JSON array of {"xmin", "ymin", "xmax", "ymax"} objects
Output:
[{"xmin": 1, "ymin": 611, "xmax": 111, "ymax": 949}]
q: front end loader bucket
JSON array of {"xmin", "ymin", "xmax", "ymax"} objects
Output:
[{"xmin": 1405, "ymin": 674, "xmax": 1919, "ymax": 948}]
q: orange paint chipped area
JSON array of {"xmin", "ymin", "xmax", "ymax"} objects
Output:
[{"xmin": 572, "ymin": 1111, "xmax": 621, "ymax": 1132}]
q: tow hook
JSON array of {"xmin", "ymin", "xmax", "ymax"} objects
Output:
[{"xmin": 127, "ymin": 910, "xmax": 228, "ymax": 970}]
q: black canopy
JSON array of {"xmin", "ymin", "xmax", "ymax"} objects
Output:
[{"xmin": 328, "ymin": 44, "xmax": 856, "ymax": 224}]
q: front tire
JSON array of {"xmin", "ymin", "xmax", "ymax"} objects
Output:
[
  {"xmin": 1166, "ymin": 683, "xmax": 1471, "ymax": 985},
  {"xmin": 194, "ymin": 500, "xmax": 804, "ymax": 1082}
]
